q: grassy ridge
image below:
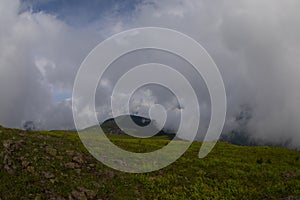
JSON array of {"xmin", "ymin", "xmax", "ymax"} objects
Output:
[{"xmin": 0, "ymin": 126, "xmax": 300, "ymax": 199}]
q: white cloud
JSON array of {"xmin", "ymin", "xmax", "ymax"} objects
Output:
[
  {"xmin": 1, "ymin": 0, "xmax": 300, "ymax": 148},
  {"xmin": 0, "ymin": 0, "xmax": 101, "ymax": 129}
]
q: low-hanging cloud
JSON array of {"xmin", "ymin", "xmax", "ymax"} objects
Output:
[
  {"xmin": 0, "ymin": 0, "xmax": 300, "ymax": 149},
  {"xmin": 0, "ymin": 0, "xmax": 102, "ymax": 129},
  {"xmin": 125, "ymin": 0, "xmax": 300, "ymax": 148}
]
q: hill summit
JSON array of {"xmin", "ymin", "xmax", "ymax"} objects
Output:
[{"xmin": 99, "ymin": 115, "xmax": 175, "ymax": 139}]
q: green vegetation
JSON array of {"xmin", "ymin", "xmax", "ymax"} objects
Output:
[{"xmin": 0, "ymin": 125, "xmax": 299, "ymax": 199}]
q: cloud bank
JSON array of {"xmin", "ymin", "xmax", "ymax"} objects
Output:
[{"xmin": 0, "ymin": 0, "xmax": 300, "ymax": 148}]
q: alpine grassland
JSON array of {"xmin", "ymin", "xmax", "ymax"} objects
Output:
[{"xmin": 0, "ymin": 125, "xmax": 299, "ymax": 199}]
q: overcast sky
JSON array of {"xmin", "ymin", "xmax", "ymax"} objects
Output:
[{"xmin": 0, "ymin": 0, "xmax": 300, "ymax": 148}]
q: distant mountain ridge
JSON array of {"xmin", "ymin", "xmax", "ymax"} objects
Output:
[{"xmin": 100, "ymin": 115, "xmax": 175, "ymax": 138}]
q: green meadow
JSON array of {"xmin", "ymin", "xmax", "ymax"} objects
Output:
[{"xmin": 0, "ymin": 125, "xmax": 299, "ymax": 199}]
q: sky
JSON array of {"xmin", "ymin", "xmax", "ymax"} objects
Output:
[{"xmin": 0, "ymin": 0, "xmax": 300, "ymax": 148}]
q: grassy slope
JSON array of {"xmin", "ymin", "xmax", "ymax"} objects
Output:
[{"xmin": 0, "ymin": 125, "xmax": 300, "ymax": 199}]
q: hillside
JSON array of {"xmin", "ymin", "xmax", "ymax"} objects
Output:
[
  {"xmin": 0, "ymin": 125, "xmax": 300, "ymax": 199},
  {"xmin": 86, "ymin": 115, "xmax": 175, "ymax": 139}
]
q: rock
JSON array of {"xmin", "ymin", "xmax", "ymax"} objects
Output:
[
  {"xmin": 4, "ymin": 164, "xmax": 14, "ymax": 175},
  {"xmin": 75, "ymin": 169, "xmax": 81, "ymax": 174},
  {"xmin": 19, "ymin": 133, "xmax": 25, "ymax": 137},
  {"xmin": 3, "ymin": 140, "xmax": 13, "ymax": 149},
  {"xmin": 46, "ymin": 146, "xmax": 57, "ymax": 156},
  {"xmin": 64, "ymin": 162, "xmax": 76, "ymax": 169},
  {"xmin": 66, "ymin": 150, "xmax": 76, "ymax": 157},
  {"xmin": 72, "ymin": 156, "xmax": 84, "ymax": 164},
  {"xmin": 3, "ymin": 154, "xmax": 12, "ymax": 165},
  {"xmin": 69, "ymin": 190, "xmax": 87, "ymax": 200},
  {"xmin": 3, "ymin": 154, "xmax": 16, "ymax": 174},
  {"xmin": 27, "ymin": 166, "xmax": 35, "ymax": 173},
  {"xmin": 282, "ymin": 171, "xmax": 295, "ymax": 179},
  {"xmin": 44, "ymin": 190, "xmax": 65, "ymax": 200},
  {"xmin": 76, "ymin": 187, "xmax": 87, "ymax": 193},
  {"xmin": 281, "ymin": 196, "xmax": 300, "ymax": 200},
  {"xmin": 42, "ymin": 171, "xmax": 55, "ymax": 179},
  {"xmin": 85, "ymin": 190, "xmax": 97, "ymax": 200},
  {"xmin": 37, "ymin": 135, "xmax": 49, "ymax": 140},
  {"xmin": 89, "ymin": 164, "xmax": 95, "ymax": 168},
  {"xmin": 21, "ymin": 160, "xmax": 30, "ymax": 168},
  {"xmin": 61, "ymin": 172, "xmax": 68, "ymax": 177},
  {"xmin": 77, "ymin": 187, "xmax": 97, "ymax": 199},
  {"xmin": 3, "ymin": 139, "xmax": 23, "ymax": 152}
]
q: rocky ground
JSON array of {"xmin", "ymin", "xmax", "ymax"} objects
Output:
[
  {"xmin": 0, "ymin": 126, "xmax": 300, "ymax": 199},
  {"xmin": 0, "ymin": 128, "xmax": 117, "ymax": 199}
]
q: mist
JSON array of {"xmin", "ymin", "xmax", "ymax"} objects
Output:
[{"xmin": 0, "ymin": 0, "xmax": 300, "ymax": 149}]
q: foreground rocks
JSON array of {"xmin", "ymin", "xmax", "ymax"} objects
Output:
[
  {"xmin": 69, "ymin": 187, "xmax": 97, "ymax": 200},
  {"xmin": 0, "ymin": 136, "xmax": 100, "ymax": 199},
  {"xmin": 1, "ymin": 139, "xmax": 24, "ymax": 174}
]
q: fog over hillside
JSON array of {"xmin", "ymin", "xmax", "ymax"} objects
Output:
[{"xmin": 0, "ymin": 0, "xmax": 300, "ymax": 148}]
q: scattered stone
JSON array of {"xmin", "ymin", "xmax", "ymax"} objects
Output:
[
  {"xmin": 4, "ymin": 164, "xmax": 14, "ymax": 175},
  {"xmin": 42, "ymin": 171, "xmax": 55, "ymax": 179},
  {"xmin": 19, "ymin": 133, "xmax": 25, "ymax": 137},
  {"xmin": 27, "ymin": 166, "xmax": 35, "ymax": 173},
  {"xmin": 46, "ymin": 146, "xmax": 57, "ymax": 157},
  {"xmin": 3, "ymin": 154, "xmax": 16, "ymax": 174},
  {"xmin": 66, "ymin": 150, "xmax": 76, "ymax": 157},
  {"xmin": 3, "ymin": 154, "xmax": 12, "ymax": 165},
  {"xmin": 85, "ymin": 190, "xmax": 97, "ymax": 200},
  {"xmin": 3, "ymin": 139, "xmax": 24, "ymax": 153},
  {"xmin": 281, "ymin": 196, "xmax": 300, "ymax": 200},
  {"xmin": 38, "ymin": 141, "xmax": 47, "ymax": 148},
  {"xmin": 37, "ymin": 135, "xmax": 49, "ymax": 140},
  {"xmin": 89, "ymin": 164, "xmax": 95, "ymax": 168},
  {"xmin": 75, "ymin": 169, "xmax": 81, "ymax": 174},
  {"xmin": 60, "ymin": 172, "xmax": 68, "ymax": 177},
  {"xmin": 282, "ymin": 170, "xmax": 300, "ymax": 179},
  {"xmin": 21, "ymin": 160, "xmax": 30, "ymax": 168},
  {"xmin": 45, "ymin": 190, "xmax": 65, "ymax": 200},
  {"xmin": 69, "ymin": 190, "xmax": 87, "ymax": 200},
  {"xmin": 72, "ymin": 156, "xmax": 84, "ymax": 164},
  {"xmin": 64, "ymin": 162, "xmax": 76, "ymax": 169},
  {"xmin": 77, "ymin": 187, "xmax": 97, "ymax": 199},
  {"xmin": 3, "ymin": 140, "xmax": 13, "ymax": 149}
]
